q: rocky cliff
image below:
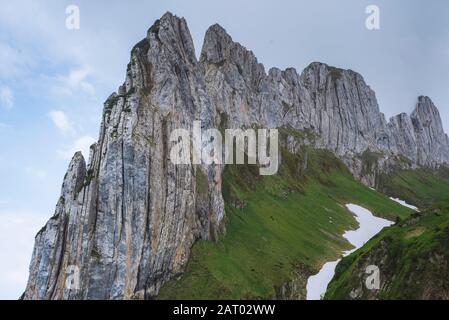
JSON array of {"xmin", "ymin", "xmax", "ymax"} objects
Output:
[
  {"xmin": 23, "ymin": 12, "xmax": 449, "ymax": 300},
  {"xmin": 24, "ymin": 13, "xmax": 224, "ymax": 300}
]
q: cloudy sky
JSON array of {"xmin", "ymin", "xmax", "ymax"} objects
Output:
[{"xmin": 0, "ymin": 0, "xmax": 448, "ymax": 299}]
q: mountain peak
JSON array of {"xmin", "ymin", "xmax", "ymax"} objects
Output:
[
  {"xmin": 161, "ymin": 11, "xmax": 175, "ymax": 20},
  {"xmin": 414, "ymin": 95, "xmax": 439, "ymax": 113},
  {"xmin": 412, "ymin": 95, "xmax": 443, "ymax": 126},
  {"xmin": 207, "ymin": 23, "xmax": 228, "ymax": 35},
  {"xmin": 200, "ymin": 23, "xmax": 234, "ymax": 65},
  {"xmin": 23, "ymin": 13, "xmax": 449, "ymax": 300}
]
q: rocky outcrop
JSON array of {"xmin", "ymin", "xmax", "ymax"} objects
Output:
[
  {"xmin": 387, "ymin": 113, "xmax": 418, "ymax": 162},
  {"xmin": 411, "ymin": 96, "xmax": 449, "ymax": 166},
  {"xmin": 24, "ymin": 12, "xmax": 449, "ymax": 300},
  {"xmin": 24, "ymin": 12, "xmax": 224, "ymax": 300},
  {"xmin": 24, "ymin": 152, "xmax": 86, "ymax": 300},
  {"xmin": 385, "ymin": 97, "xmax": 449, "ymax": 167},
  {"xmin": 199, "ymin": 24, "xmax": 449, "ymax": 169},
  {"xmin": 199, "ymin": 25, "xmax": 391, "ymax": 156}
]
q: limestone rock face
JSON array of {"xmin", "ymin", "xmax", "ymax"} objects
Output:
[
  {"xmin": 387, "ymin": 113, "xmax": 418, "ymax": 162},
  {"xmin": 24, "ymin": 152, "xmax": 86, "ymax": 300},
  {"xmin": 295, "ymin": 62, "xmax": 391, "ymax": 156},
  {"xmin": 199, "ymin": 24, "xmax": 449, "ymax": 170},
  {"xmin": 200, "ymin": 27, "xmax": 392, "ymax": 157},
  {"xmin": 384, "ymin": 97, "xmax": 449, "ymax": 167},
  {"xmin": 24, "ymin": 12, "xmax": 449, "ymax": 300},
  {"xmin": 411, "ymin": 96, "xmax": 449, "ymax": 166},
  {"xmin": 199, "ymin": 24, "xmax": 267, "ymax": 128},
  {"xmin": 24, "ymin": 12, "xmax": 224, "ymax": 300}
]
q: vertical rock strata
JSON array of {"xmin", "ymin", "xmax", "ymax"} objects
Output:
[{"xmin": 24, "ymin": 12, "xmax": 449, "ymax": 299}]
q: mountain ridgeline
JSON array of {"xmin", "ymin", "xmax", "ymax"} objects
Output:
[{"xmin": 23, "ymin": 12, "xmax": 449, "ymax": 300}]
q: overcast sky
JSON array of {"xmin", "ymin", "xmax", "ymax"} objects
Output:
[{"xmin": 0, "ymin": 0, "xmax": 448, "ymax": 299}]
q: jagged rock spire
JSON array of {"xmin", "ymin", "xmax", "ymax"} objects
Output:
[
  {"xmin": 24, "ymin": 13, "xmax": 224, "ymax": 300},
  {"xmin": 23, "ymin": 152, "xmax": 86, "ymax": 300},
  {"xmin": 23, "ymin": 12, "xmax": 449, "ymax": 300},
  {"xmin": 411, "ymin": 96, "xmax": 449, "ymax": 166}
]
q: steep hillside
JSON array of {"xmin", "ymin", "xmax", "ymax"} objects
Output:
[
  {"xmin": 325, "ymin": 168, "xmax": 449, "ymax": 300},
  {"xmin": 377, "ymin": 168, "xmax": 449, "ymax": 209},
  {"xmin": 325, "ymin": 204, "xmax": 449, "ymax": 300},
  {"xmin": 158, "ymin": 148, "xmax": 412, "ymax": 299},
  {"xmin": 23, "ymin": 12, "xmax": 449, "ymax": 300}
]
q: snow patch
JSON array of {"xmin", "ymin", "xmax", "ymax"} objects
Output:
[
  {"xmin": 306, "ymin": 204, "xmax": 393, "ymax": 300},
  {"xmin": 389, "ymin": 197, "xmax": 418, "ymax": 211}
]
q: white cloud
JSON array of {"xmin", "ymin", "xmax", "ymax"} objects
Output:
[
  {"xmin": 0, "ymin": 211, "xmax": 48, "ymax": 299},
  {"xmin": 48, "ymin": 110, "xmax": 75, "ymax": 135},
  {"xmin": 25, "ymin": 167, "xmax": 47, "ymax": 179},
  {"xmin": 58, "ymin": 135, "xmax": 96, "ymax": 160},
  {"xmin": 67, "ymin": 68, "xmax": 95, "ymax": 94},
  {"xmin": 0, "ymin": 86, "xmax": 13, "ymax": 109},
  {"xmin": 0, "ymin": 1, "xmax": 126, "ymax": 86},
  {"xmin": 54, "ymin": 67, "xmax": 95, "ymax": 96}
]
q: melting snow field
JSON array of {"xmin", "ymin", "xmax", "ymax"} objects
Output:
[
  {"xmin": 306, "ymin": 204, "xmax": 393, "ymax": 300},
  {"xmin": 389, "ymin": 197, "xmax": 419, "ymax": 211}
]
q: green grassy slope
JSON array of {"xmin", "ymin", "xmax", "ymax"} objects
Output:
[
  {"xmin": 378, "ymin": 168, "xmax": 449, "ymax": 209},
  {"xmin": 325, "ymin": 167, "xmax": 449, "ymax": 300},
  {"xmin": 158, "ymin": 148, "xmax": 413, "ymax": 299},
  {"xmin": 325, "ymin": 205, "xmax": 449, "ymax": 300}
]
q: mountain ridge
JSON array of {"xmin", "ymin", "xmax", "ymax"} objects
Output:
[{"xmin": 23, "ymin": 12, "xmax": 449, "ymax": 300}]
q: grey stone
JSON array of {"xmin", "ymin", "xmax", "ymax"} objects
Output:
[{"xmin": 23, "ymin": 12, "xmax": 449, "ymax": 300}]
